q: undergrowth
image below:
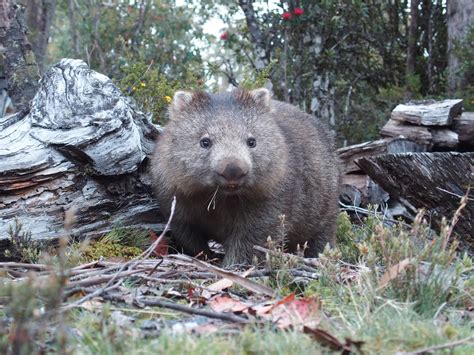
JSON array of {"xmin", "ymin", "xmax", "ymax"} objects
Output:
[{"xmin": 1, "ymin": 208, "xmax": 473, "ymax": 354}]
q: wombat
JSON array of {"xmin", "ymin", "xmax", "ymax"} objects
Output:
[{"xmin": 151, "ymin": 88, "xmax": 340, "ymax": 267}]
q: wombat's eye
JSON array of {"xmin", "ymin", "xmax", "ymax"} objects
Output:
[
  {"xmin": 247, "ymin": 137, "xmax": 257, "ymax": 148},
  {"xmin": 200, "ymin": 138, "xmax": 212, "ymax": 149}
]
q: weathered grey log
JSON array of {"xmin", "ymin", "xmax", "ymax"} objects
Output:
[
  {"xmin": 356, "ymin": 152, "xmax": 474, "ymax": 250},
  {"xmin": 380, "ymin": 119, "xmax": 433, "ymax": 145},
  {"xmin": 431, "ymin": 129, "xmax": 459, "ymax": 148},
  {"xmin": 391, "ymin": 99, "xmax": 463, "ymax": 126},
  {"xmin": 453, "ymin": 112, "xmax": 474, "ymax": 146},
  {"xmin": 381, "ymin": 119, "xmax": 461, "ymax": 149},
  {"xmin": 0, "ymin": 59, "xmax": 163, "ymax": 247},
  {"xmin": 337, "ymin": 137, "xmax": 426, "ymax": 174}
]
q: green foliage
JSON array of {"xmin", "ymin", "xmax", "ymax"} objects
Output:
[
  {"xmin": 0, "ymin": 268, "xmax": 68, "ymax": 353},
  {"xmin": 327, "ymin": 209, "xmax": 473, "ymax": 317},
  {"xmin": 240, "ymin": 61, "xmax": 274, "ymax": 90},
  {"xmin": 453, "ymin": 25, "xmax": 474, "ymax": 111},
  {"xmin": 4, "ymin": 219, "xmax": 42, "ymax": 263},
  {"xmin": 117, "ymin": 61, "xmax": 205, "ymax": 124},
  {"xmin": 81, "ymin": 227, "xmax": 151, "ymax": 261},
  {"xmin": 51, "ymin": 0, "xmax": 208, "ymax": 81}
]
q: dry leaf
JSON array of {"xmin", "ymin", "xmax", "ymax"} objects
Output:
[
  {"xmin": 255, "ymin": 296, "xmax": 320, "ymax": 328},
  {"xmin": 379, "ymin": 258, "xmax": 413, "ymax": 288},
  {"xmin": 303, "ymin": 326, "xmax": 364, "ymax": 354},
  {"xmin": 209, "ymin": 294, "xmax": 250, "ymax": 313},
  {"xmin": 207, "ymin": 267, "xmax": 254, "ymax": 292},
  {"xmin": 149, "ymin": 229, "xmax": 169, "ymax": 256}
]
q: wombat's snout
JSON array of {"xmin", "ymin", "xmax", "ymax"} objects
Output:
[{"xmin": 216, "ymin": 160, "xmax": 249, "ymax": 187}]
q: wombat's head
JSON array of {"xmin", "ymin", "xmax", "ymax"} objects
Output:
[{"xmin": 155, "ymin": 88, "xmax": 288, "ymax": 199}]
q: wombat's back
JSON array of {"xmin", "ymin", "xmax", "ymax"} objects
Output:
[{"xmin": 268, "ymin": 100, "xmax": 340, "ymax": 253}]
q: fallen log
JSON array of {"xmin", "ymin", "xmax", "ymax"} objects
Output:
[
  {"xmin": 337, "ymin": 137, "xmax": 426, "ymax": 174},
  {"xmin": 338, "ymin": 138, "xmax": 425, "ymax": 211},
  {"xmin": 0, "ymin": 59, "xmax": 164, "ymax": 248},
  {"xmin": 391, "ymin": 99, "xmax": 463, "ymax": 126},
  {"xmin": 453, "ymin": 112, "xmax": 474, "ymax": 148},
  {"xmin": 356, "ymin": 152, "xmax": 474, "ymax": 250}
]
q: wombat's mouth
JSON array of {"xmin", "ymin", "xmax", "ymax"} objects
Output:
[{"xmin": 221, "ymin": 183, "xmax": 243, "ymax": 193}]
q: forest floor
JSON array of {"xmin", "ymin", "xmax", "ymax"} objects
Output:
[{"xmin": 1, "ymin": 208, "xmax": 473, "ymax": 354}]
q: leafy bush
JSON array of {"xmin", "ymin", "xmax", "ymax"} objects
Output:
[{"xmin": 117, "ymin": 61, "xmax": 205, "ymax": 124}]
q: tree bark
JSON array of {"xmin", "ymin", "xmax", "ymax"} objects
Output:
[
  {"xmin": 238, "ymin": 0, "xmax": 269, "ymax": 70},
  {"xmin": 310, "ymin": 72, "xmax": 335, "ymax": 129},
  {"xmin": 66, "ymin": 0, "xmax": 80, "ymax": 57},
  {"xmin": 405, "ymin": 0, "xmax": 419, "ymax": 100},
  {"xmin": 0, "ymin": 0, "xmax": 40, "ymax": 113},
  {"xmin": 447, "ymin": 0, "xmax": 474, "ymax": 96},
  {"xmin": 24, "ymin": 0, "xmax": 56, "ymax": 74}
]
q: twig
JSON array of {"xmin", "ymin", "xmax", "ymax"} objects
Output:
[
  {"xmin": 65, "ymin": 269, "xmax": 146, "ymax": 288},
  {"xmin": 339, "ymin": 201, "xmax": 412, "ymax": 228},
  {"xmin": 401, "ymin": 335, "xmax": 474, "ymax": 354},
  {"xmin": 253, "ymin": 245, "xmax": 321, "ymax": 268},
  {"xmin": 134, "ymin": 297, "xmax": 250, "ymax": 324},
  {"xmin": 442, "ymin": 187, "xmax": 470, "ymax": 250},
  {"xmin": 62, "ymin": 196, "xmax": 177, "ymax": 310},
  {"xmin": 0, "ymin": 262, "xmax": 52, "ymax": 271},
  {"xmin": 170, "ymin": 254, "xmax": 276, "ymax": 297}
]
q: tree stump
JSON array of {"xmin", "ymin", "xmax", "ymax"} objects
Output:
[{"xmin": 0, "ymin": 59, "xmax": 163, "ymax": 249}]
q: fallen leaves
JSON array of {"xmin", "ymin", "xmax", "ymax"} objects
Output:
[{"xmin": 209, "ymin": 293, "xmax": 320, "ymax": 329}]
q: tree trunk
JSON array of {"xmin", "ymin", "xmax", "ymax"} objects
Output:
[
  {"xmin": 66, "ymin": 0, "xmax": 80, "ymax": 58},
  {"xmin": 310, "ymin": 72, "xmax": 335, "ymax": 129},
  {"xmin": 24, "ymin": 0, "xmax": 56, "ymax": 74},
  {"xmin": 238, "ymin": 0, "xmax": 269, "ymax": 71},
  {"xmin": 405, "ymin": 0, "xmax": 419, "ymax": 100},
  {"xmin": 0, "ymin": 0, "xmax": 40, "ymax": 113},
  {"xmin": 0, "ymin": 59, "xmax": 162, "ymax": 250},
  {"xmin": 447, "ymin": 0, "xmax": 474, "ymax": 96}
]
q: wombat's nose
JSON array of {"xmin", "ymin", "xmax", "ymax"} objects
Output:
[{"xmin": 218, "ymin": 163, "xmax": 248, "ymax": 182}]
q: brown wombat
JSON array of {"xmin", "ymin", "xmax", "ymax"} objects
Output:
[{"xmin": 151, "ymin": 88, "xmax": 340, "ymax": 266}]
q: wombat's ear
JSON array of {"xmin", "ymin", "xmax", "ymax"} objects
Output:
[
  {"xmin": 250, "ymin": 88, "xmax": 272, "ymax": 108},
  {"xmin": 171, "ymin": 91, "xmax": 194, "ymax": 113},
  {"xmin": 170, "ymin": 91, "xmax": 210, "ymax": 118}
]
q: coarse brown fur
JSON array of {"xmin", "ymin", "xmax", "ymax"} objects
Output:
[{"xmin": 151, "ymin": 88, "xmax": 340, "ymax": 267}]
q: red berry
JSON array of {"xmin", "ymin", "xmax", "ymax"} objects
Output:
[
  {"xmin": 220, "ymin": 32, "xmax": 228, "ymax": 40},
  {"xmin": 293, "ymin": 8, "xmax": 304, "ymax": 16},
  {"xmin": 282, "ymin": 12, "xmax": 292, "ymax": 21}
]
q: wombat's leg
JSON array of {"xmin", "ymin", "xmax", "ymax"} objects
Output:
[
  {"xmin": 171, "ymin": 223, "xmax": 212, "ymax": 259},
  {"xmin": 304, "ymin": 233, "xmax": 335, "ymax": 258},
  {"xmin": 222, "ymin": 235, "xmax": 260, "ymax": 267}
]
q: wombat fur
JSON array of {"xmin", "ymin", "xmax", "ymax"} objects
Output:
[{"xmin": 151, "ymin": 88, "xmax": 340, "ymax": 266}]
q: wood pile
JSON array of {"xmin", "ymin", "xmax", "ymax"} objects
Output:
[{"xmin": 338, "ymin": 99, "xmax": 474, "ymax": 249}]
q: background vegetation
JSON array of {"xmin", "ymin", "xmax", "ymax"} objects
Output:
[{"xmin": 14, "ymin": 0, "xmax": 473, "ymax": 146}]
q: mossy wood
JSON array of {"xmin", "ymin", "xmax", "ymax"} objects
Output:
[{"xmin": 0, "ymin": 59, "xmax": 164, "ymax": 249}]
